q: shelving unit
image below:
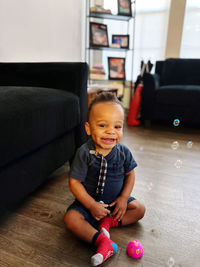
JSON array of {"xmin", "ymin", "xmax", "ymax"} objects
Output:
[
  {"xmin": 88, "ymin": 46, "xmax": 130, "ymax": 52},
  {"xmin": 85, "ymin": 0, "xmax": 136, "ymax": 104},
  {"xmin": 89, "ymin": 12, "xmax": 133, "ymax": 21}
]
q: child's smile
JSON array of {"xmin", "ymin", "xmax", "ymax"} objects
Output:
[{"xmin": 101, "ymin": 138, "xmax": 116, "ymax": 145}]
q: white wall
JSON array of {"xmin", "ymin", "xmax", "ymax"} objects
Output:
[{"xmin": 0, "ymin": 0, "xmax": 85, "ymax": 62}]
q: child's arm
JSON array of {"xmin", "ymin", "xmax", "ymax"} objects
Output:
[
  {"xmin": 109, "ymin": 169, "xmax": 135, "ymax": 221},
  {"xmin": 69, "ymin": 177, "xmax": 110, "ymax": 220}
]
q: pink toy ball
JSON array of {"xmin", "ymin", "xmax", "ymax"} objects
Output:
[{"xmin": 127, "ymin": 240, "xmax": 143, "ymax": 259}]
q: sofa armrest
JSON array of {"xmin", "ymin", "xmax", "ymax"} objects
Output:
[
  {"xmin": 141, "ymin": 73, "xmax": 159, "ymax": 121},
  {"xmin": 0, "ymin": 62, "xmax": 89, "ymax": 148}
]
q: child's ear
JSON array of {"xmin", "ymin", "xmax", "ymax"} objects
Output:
[{"xmin": 85, "ymin": 122, "xmax": 91, "ymax": 136}]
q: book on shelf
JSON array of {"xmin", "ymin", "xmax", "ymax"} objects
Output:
[
  {"xmin": 90, "ymin": 5, "xmax": 111, "ymax": 14},
  {"xmin": 89, "ymin": 65, "xmax": 106, "ymax": 80},
  {"xmin": 90, "ymin": 73, "xmax": 106, "ymax": 80}
]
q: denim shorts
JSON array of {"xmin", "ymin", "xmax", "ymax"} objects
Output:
[{"xmin": 67, "ymin": 196, "xmax": 136, "ymax": 226}]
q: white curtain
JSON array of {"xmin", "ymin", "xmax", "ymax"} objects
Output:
[
  {"xmin": 134, "ymin": 0, "xmax": 170, "ymax": 79},
  {"xmin": 180, "ymin": 0, "xmax": 200, "ymax": 58}
]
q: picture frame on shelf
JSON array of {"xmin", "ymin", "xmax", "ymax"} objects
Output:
[
  {"xmin": 90, "ymin": 22, "xmax": 109, "ymax": 47},
  {"xmin": 112, "ymin": 34, "xmax": 129, "ymax": 49},
  {"xmin": 117, "ymin": 0, "xmax": 132, "ymax": 16},
  {"xmin": 108, "ymin": 57, "xmax": 126, "ymax": 80}
]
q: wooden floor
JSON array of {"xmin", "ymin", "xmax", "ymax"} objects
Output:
[{"xmin": 1, "ymin": 124, "xmax": 200, "ymax": 267}]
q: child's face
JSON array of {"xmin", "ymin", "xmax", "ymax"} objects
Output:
[{"xmin": 85, "ymin": 102, "xmax": 124, "ymax": 155}]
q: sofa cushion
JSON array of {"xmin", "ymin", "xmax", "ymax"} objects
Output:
[
  {"xmin": 160, "ymin": 58, "xmax": 200, "ymax": 86},
  {"xmin": 153, "ymin": 103, "xmax": 191, "ymax": 124},
  {"xmin": 0, "ymin": 86, "xmax": 80, "ymax": 168},
  {"xmin": 155, "ymin": 85, "xmax": 200, "ymax": 106}
]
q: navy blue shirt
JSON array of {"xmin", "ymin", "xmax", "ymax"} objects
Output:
[{"xmin": 69, "ymin": 138, "xmax": 137, "ymax": 204}]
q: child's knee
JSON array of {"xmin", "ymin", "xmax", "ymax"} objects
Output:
[
  {"xmin": 129, "ymin": 200, "xmax": 146, "ymax": 220},
  {"xmin": 64, "ymin": 211, "xmax": 70, "ymax": 229},
  {"xmin": 138, "ymin": 202, "xmax": 146, "ymax": 219},
  {"xmin": 64, "ymin": 209, "xmax": 84, "ymax": 230},
  {"xmin": 64, "ymin": 210, "xmax": 76, "ymax": 229}
]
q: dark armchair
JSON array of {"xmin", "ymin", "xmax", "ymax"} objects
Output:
[{"xmin": 141, "ymin": 58, "xmax": 200, "ymax": 127}]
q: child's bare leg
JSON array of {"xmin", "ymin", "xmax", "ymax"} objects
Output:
[
  {"xmin": 64, "ymin": 209, "xmax": 118, "ymax": 266},
  {"xmin": 64, "ymin": 209, "xmax": 97, "ymax": 242},
  {"xmin": 121, "ymin": 200, "xmax": 145, "ymax": 225}
]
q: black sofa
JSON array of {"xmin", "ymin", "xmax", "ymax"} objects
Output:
[
  {"xmin": 141, "ymin": 58, "xmax": 200, "ymax": 127},
  {"xmin": 0, "ymin": 62, "xmax": 88, "ymax": 207}
]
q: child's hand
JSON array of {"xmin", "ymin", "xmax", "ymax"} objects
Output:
[
  {"xmin": 110, "ymin": 196, "xmax": 127, "ymax": 221},
  {"xmin": 89, "ymin": 201, "xmax": 110, "ymax": 221}
]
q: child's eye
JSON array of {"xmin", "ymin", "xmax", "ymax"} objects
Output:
[
  {"xmin": 99, "ymin": 124, "xmax": 106, "ymax": 128},
  {"xmin": 115, "ymin": 125, "xmax": 122, "ymax": 129}
]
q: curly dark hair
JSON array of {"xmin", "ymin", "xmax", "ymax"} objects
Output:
[{"xmin": 87, "ymin": 92, "xmax": 123, "ymax": 121}]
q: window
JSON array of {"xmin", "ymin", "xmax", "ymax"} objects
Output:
[
  {"xmin": 133, "ymin": 0, "xmax": 170, "ymax": 79},
  {"xmin": 180, "ymin": 0, "xmax": 200, "ymax": 58}
]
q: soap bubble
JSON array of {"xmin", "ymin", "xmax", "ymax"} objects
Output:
[
  {"xmin": 139, "ymin": 146, "xmax": 144, "ymax": 151},
  {"xmin": 187, "ymin": 141, "xmax": 193, "ymax": 149},
  {"xmin": 147, "ymin": 182, "xmax": 153, "ymax": 192},
  {"xmin": 174, "ymin": 159, "xmax": 182, "ymax": 168},
  {"xmin": 173, "ymin": 119, "xmax": 180, "ymax": 127},
  {"xmin": 167, "ymin": 257, "xmax": 175, "ymax": 267},
  {"xmin": 171, "ymin": 141, "xmax": 179, "ymax": 150}
]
